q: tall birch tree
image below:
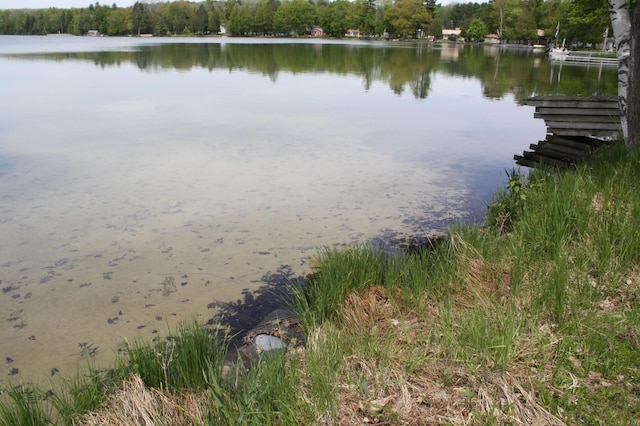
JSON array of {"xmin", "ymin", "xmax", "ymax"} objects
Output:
[
  {"xmin": 628, "ymin": 1, "xmax": 640, "ymax": 149},
  {"xmin": 607, "ymin": 0, "xmax": 631, "ymax": 143}
]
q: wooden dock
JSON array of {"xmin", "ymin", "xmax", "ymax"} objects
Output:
[
  {"xmin": 514, "ymin": 95, "xmax": 621, "ymax": 169},
  {"xmin": 551, "ymin": 52, "xmax": 618, "ymax": 66}
]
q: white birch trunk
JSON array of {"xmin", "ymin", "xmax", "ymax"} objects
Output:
[
  {"xmin": 629, "ymin": 1, "xmax": 640, "ymax": 149},
  {"xmin": 608, "ymin": 0, "xmax": 631, "ymax": 142}
]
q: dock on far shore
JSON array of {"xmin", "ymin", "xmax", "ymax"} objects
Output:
[{"xmin": 550, "ymin": 51, "xmax": 618, "ymax": 66}]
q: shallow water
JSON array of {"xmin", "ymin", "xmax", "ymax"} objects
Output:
[{"xmin": 0, "ymin": 36, "xmax": 614, "ymax": 383}]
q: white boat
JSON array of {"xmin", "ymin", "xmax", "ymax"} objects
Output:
[{"xmin": 548, "ymin": 46, "xmax": 571, "ymax": 60}]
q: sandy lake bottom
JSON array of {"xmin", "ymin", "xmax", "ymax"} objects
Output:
[{"xmin": 1, "ymin": 128, "xmax": 472, "ymax": 385}]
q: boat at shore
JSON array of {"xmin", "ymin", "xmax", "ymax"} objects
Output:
[{"xmin": 547, "ymin": 46, "xmax": 571, "ymax": 60}]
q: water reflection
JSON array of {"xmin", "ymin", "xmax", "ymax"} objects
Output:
[{"xmin": 2, "ymin": 38, "xmax": 618, "ymax": 101}]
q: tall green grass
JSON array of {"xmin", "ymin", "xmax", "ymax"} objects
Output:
[
  {"xmin": 48, "ymin": 365, "xmax": 116, "ymax": 424},
  {"xmin": 121, "ymin": 320, "xmax": 228, "ymax": 393},
  {"xmin": 0, "ymin": 382, "xmax": 52, "ymax": 426}
]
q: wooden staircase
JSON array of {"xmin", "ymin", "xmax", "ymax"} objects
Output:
[{"xmin": 515, "ymin": 95, "xmax": 621, "ymax": 169}]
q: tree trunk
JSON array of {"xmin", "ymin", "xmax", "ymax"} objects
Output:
[
  {"xmin": 628, "ymin": 1, "xmax": 640, "ymax": 149},
  {"xmin": 608, "ymin": 0, "xmax": 631, "ymax": 143}
]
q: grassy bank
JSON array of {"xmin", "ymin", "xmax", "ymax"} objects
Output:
[{"xmin": 2, "ymin": 141, "xmax": 640, "ymax": 425}]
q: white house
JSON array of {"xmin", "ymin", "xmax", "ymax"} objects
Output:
[
  {"xmin": 485, "ymin": 33, "xmax": 500, "ymax": 44},
  {"xmin": 442, "ymin": 28, "xmax": 462, "ymax": 41}
]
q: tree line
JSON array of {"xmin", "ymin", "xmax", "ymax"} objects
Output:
[{"xmin": 0, "ymin": 0, "xmax": 612, "ymax": 45}]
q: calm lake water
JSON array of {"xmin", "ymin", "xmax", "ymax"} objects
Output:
[{"xmin": 0, "ymin": 36, "xmax": 617, "ymax": 383}]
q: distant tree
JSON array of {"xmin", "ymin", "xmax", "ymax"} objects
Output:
[
  {"xmin": 273, "ymin": 0, "xmax": 318, "ymax": 35},
  {"xmin": 483, "ymin": 0, "xmax": 519, "ymax": 41},
  {"xmin": 227, "ymin": 3, "xmax": 251, "ymax": 35},
  {"xmin": 223, "ymin": 0, "xmax": 238, "ymax": 22},
  {"xmin": 132, "ymin": 1, "xmax": 150, "ymax": 35},
  {"xmin": 465, "ymin": 17, "xmax": 488, "ymax": 41},
  {"xmin": 166, "ymin": 0, "xmax": 195, "ymax": 34},
  {"xmin": 322, "ymin": 0, "xmax": 355, "ymax": 37},
  {"xmin": 425, "ymin": 0, "xmax": 437, "ymax": 14},
  {"xmin": 107, "ymin": 7, "xmax": 130, "ymax": 35},
  {"xmin": 354, "ymin": 0, "xmax": 377, "ymax": 36},
  {"xmin": 196, "ymin": 4, "xmax": 208, "ymax": 34},
  {"xmin": 70, "ymin": 9, "xmax": 92, "ymax": 34},
  {"xmin": 513, "ymin": 2, "xmax": 537, "ymax": 42},
  {"xmin": 568, "ymin": 0, "xmax": 610, "ymax": 44},
  {"xmin": 92, "ymin": 3, "xmax": 112, "ymax": 33},
  {"xmin": 427, "ymin": 17, "xmax": 442, "ymax": 38},
  {"xmin": 253, "ymin": 0, "xmax": 277, "ymax": 35},
  {"xmin": 448, "ymin": 1, "xmax": 486, "ymax": 29},
  {"xmin": 385, "ymin": 0, "xmax": 431, "ymax": 38},
  {"xmin": 208, "ymin": 8, "xmax": 222, "ymax": 34}
]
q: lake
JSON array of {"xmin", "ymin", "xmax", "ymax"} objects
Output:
[{"xmin": 0, "ymin": 36, "xmax": 617, "ymax": 383}]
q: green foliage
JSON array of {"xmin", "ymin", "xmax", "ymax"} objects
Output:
[
  {"xmin": 354, "ymin": 0, "xmax": 378, "ymax": 36},
  {"xmin": 321, "ymin": 0, "xmax": 356, "ymax": 38},
  {"xmin": 384, "ymin": 0, "xmax": 432, "ymax": 38},
  {"xmin": 438, "ymin": 1, "xmax": 488, "ymax": 31},
  {"xmin": 273, "ymin": 0, "xmax": 319, "ymax": 35},
  {"xmin": 227, "ymin": 3, "xmax": 252, "ymax": 35},
  {"xmin": 0, "ymin": 0, "xmax": 614, "ymax": 45},
  {"xmin": 513, "ymin": 3, "xmax": 537, "ymax": 41},
  {"xmin": 465, "ymin": 17, "xmax": 488, "ymax": 41},
  {"xmin": 488, "ymin": 168, "xmax": 541, "ymax": 232},
  {"xmin": 568, "ymin": 0, "xmax": 611, "ymax": 44},
  {"xmin": 253, "ymin": 0, "xmax": 277, "ymax": 35},
  {"xmin": 427, "ymin": 18, "xmax": 443, "ymax": 37}
]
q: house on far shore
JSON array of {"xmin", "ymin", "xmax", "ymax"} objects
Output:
[
  {"xmin": 485, "ymin": 34, "xmax": 500, "ymax": 44},
  {"xmin": 87, "ymin": 30, "xmax": 99, "ymax": 36},
  {"xmin": 442, "ymin": 28, "xmax": 462, "ymax": 41},
  {"xmin": 346, "ymin": 29, "xmax": 361, "ymax": 38},
  {"xmin": 311, "ymin": 27, "xmax": 323, "ymax": 37}
]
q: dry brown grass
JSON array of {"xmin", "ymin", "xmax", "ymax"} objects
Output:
[
  {"xmin": 447, "ymin": 233, "xmax": 514, "ymax": 310},
  {"xmin": 341, "ymin": 285, "xmax": 395, "ymax": 334},
  {"xmin": 77, "ymin": 375, "xmax": 208, "ymax": 426},
  {"xmin": 318, "ymin": 282, "xmax": 566, "ymax": 426}
]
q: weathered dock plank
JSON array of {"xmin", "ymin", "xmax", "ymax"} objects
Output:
[
  {"xmin": 544, "ymin": 128, "xmax": 619, "ymax": 137},
  {"xmin": 545, "ymin": 121, "xmax": 621, "ymax": 131},
  {"xmin": 546, "ymin": 135, "xmax": 605, "ymax": 149},
  {"xmin": 520, "ymin": 151, "xmax": 573, "ymax": 168},
  {"xmin": 515, "ymin": 96, "xmax": 620, "ymax": 169},
  {"xmin": 535, "ymin": 107, "xmax": 619, "ymax": 116},
  {"xmin": 534, "ymin": 141, "xmax": 590, "ymax": 157},
  {"xmin": 534, "ymin": 112, "xmax": 621, "ymax": 121}
]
